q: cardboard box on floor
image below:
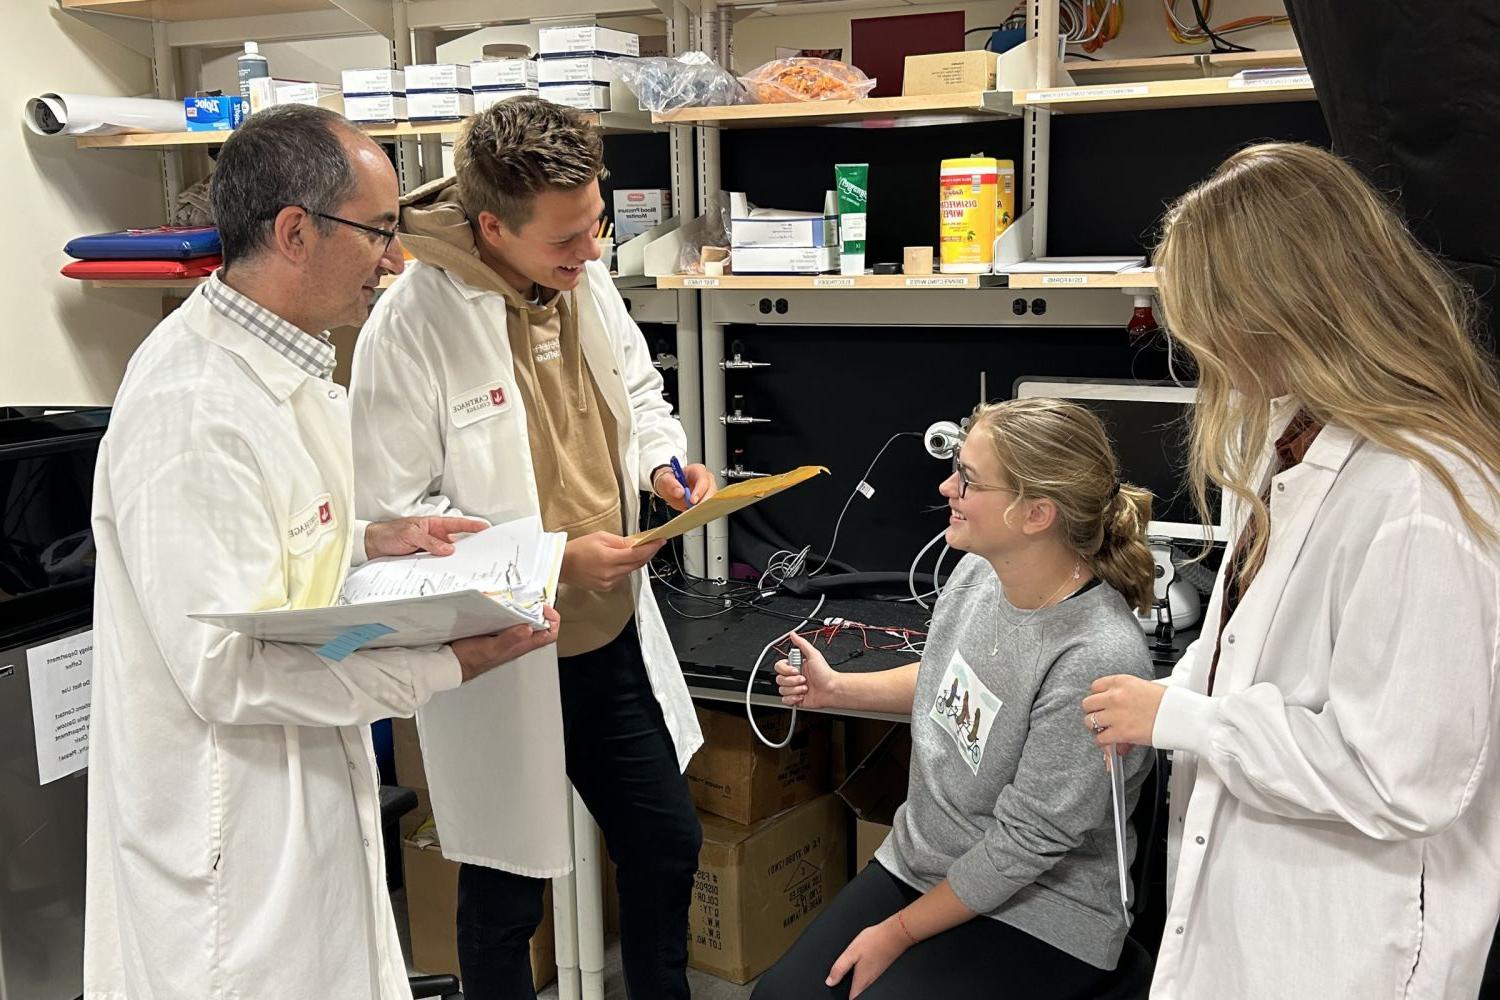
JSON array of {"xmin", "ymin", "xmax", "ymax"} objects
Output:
[
  {"xmin": 403, "ymin": 820, "xmax": 557, "ymax": 992},
  {"xmin": 855, "ymin": 820, "xmax": 893, "ymax": 871},
  {"xmin": 835, "ymin": 723, "xmax": 911, "ymax": 827},
  {"xmin": 686, "ymin": 703, "xmax": 831, "ymax": 825},
  {"xmin": 391, "ymin": 716, "xmax": 431, "ymax": 838},
  {"xmin": 689, "ymin": 794, "xmax": 850, "ymax": 984}
]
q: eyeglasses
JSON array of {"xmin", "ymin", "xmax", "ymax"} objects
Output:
[
  {"xmin": 295, "ymin": 206, "xmax": 398, "ymax": 253},
  {"xmin": 951, "ymin": 454, "xmax": 1013, "ymax": 500}
]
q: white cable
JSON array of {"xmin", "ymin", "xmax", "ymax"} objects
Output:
[
  {"xmin": 746, "ymin": 594, "xmax": 827, "ymax": 749},
  {"xmin": 931, "ymin": 541, "xmax": 952, "ymax": 601},
  {"xmin": 812, "ymin": 432, "xmax": 920, "ymax": 576},
  {"xmin": 907, "ymin": 527, "xmax": 949, "ymax": 609}
]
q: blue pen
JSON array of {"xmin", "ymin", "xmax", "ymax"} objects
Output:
[{"xmin": 670, "ymin": 456, "xmax": 694, "ymax": 509}]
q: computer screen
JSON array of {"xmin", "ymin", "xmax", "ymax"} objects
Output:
[{"xmin": 1012, "ymin": 378, "xmax": 1224, "ymax": 542}]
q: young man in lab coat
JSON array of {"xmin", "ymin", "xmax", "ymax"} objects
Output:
[
  {"xmin": 350, "ymin": 98, "xmax": 713, "ymax": 999},
  {"xmin": 84, "ymin": 106, "xmax": 559, "ymax": 1000}
]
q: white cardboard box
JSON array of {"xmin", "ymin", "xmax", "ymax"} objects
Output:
[
  {"xmin": 247, "ymin": 77, "xmax": 339, "ymax": 115},
  {"xmin": 538, "ymin": 56, "xmax": 617, "ymax": 85},
  {"xmin": 342, "ymin": 67, "xmax": 405, "ymax": 95},
  {"xmin": 731, "ymin": 246, "xmax": 840, "ymax": 274},
  {"xmin": 537, "ymin": 25, "xmax": 639, "ymax": 57},
  {"xmin": 540, "ymin": 83, "xmax": 610, "ymax": 110},
  {"xmin": 476, "ymin": 88, "xmax": 541, "ymax": 112},
  {"xmin": 410, "ymin": 90, "xmax": 475, "ymax": 120},
  {"xmin": 471, "ymin": 59, "xmax": 538, "ymax": 89},
  {"xmin": 406, "ymin": 63, "xmax": 473, "ymax": 92},
  {"xmin": 344, "ymin": 93, "xmax": 407, "ymax": 122},
  {"xmin": 613, "ymin": 189, "xmax": 672, "ymax": 241},
  {"xmin": 730, "ymin": 192, "xmax": 839, "ymax": 248}
]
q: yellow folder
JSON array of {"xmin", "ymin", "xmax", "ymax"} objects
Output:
[{"xmin": 628, "ymin": 465, "xmax": 829, "ymax": 546}]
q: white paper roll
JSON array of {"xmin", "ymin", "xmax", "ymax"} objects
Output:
[{"xmin": 25, "ymin": 92, "xmax": 185, "ymax": 136}]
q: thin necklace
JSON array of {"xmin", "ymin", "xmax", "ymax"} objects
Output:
[{"xmin": 993, "ymin": 560, "xmax": 1082, "ymax": 655}]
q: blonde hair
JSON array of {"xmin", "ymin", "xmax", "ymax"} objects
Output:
[
  {"xmin": 1157, "ymin": 142, "xmax": 1500, "ymax": 581},
  {"xmin": 969, "ymin": 398, "xmax": 1156, "ymax": 613},
  {"xmin": 454, "ymin": 97, "xmax": 606, "ymax": 230}
]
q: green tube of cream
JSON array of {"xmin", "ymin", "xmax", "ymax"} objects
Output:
[{"xmin": 835, "ymin": 163, "xmax": 868, "ymax": 277}]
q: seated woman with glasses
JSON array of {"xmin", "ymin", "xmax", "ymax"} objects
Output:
[{"xmin": 752, "ymin": 398, "xmax": 1157, "ymax": 1000}]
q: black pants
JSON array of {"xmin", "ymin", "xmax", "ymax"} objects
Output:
[
  {"xmin": 455, "ymin": 621, "xmax": 702, "ymax": 1000},
  {"xmin": 752, "ymin": 862, "xmax": 1116, "ymax": 1000}
]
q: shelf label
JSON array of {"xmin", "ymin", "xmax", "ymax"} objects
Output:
[
  {"xmin": 1041, "ymin": 275, "xmax": 1091, "ymax": 286},
  {"xmin": 813, "ymin": 277, "xmax": 856, "ymax": 287},
  {"xmin": 1028, "ymin": 84, "xmax": 1148, "ymax": 101},
  {"xmin": 905, "ymin": 276, "xmax": 971, "ymax": 288},
  {"xmin": 1228, "ymin": 73, "xmax": 1313, "ymax": 89},
  {"xmin": 684, "ymin": 277, "xmax": 720, "ymax": 288}
]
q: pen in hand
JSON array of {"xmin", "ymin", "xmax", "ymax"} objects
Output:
[{"xmin": 670, "ymin": 456, "xmax": 695, "ymax": 509}]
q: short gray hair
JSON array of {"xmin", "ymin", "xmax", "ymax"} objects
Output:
[{"xmin": 211, "ymin": 105, "xmax": 363, "ymax": 266}]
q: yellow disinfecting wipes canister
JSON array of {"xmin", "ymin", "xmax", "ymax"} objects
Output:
[{"xmin": 939, "ymin": 155, "xmax": 1015, "ymax": 273}]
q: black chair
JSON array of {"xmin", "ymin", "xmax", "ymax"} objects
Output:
[{"xmin": 380, "ymin": 785, "xmax": 463, "ymax": 1000}]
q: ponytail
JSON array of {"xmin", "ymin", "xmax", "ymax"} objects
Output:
[{"xmin": 1089, "ymin": 484, "xmax": 1155, "ymax": 615}]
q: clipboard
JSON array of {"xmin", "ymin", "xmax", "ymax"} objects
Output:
[{"xmin": 629, "ymin": 465, "xmax": 829, "ymax": 546}]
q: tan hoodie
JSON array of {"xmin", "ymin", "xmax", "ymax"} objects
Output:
[{"xmin": 398, "ymin": 177, "xmax": 634, "ymax": 657}]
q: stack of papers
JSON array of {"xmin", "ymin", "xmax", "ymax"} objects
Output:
[
  {"xmin": 191, "ymin": 517, "xmax": 567, "ymax": 656},
  {"xmin": 341, "ymin": 517, "xmax": 563, "ymax": 615}
]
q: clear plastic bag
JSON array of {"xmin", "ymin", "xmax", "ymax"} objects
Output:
[
  {"xmin": 738, "ymin": 58, "xmax": 877, "ymax": 104},
  {"xmin": 676, "ymin": 193, "xmax": 732, "ymax": 274},
  {"xmin": 614, "ymin": 52, "xmax": 745, "ymax": 112}
]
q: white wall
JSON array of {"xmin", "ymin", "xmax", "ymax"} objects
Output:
[{"xmin": 4, "ymin": 7, "xmax": 169, "ymax": 407}]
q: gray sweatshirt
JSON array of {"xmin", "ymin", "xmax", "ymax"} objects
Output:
[{"xmin": 877, "ymin": 553, "xmax": 1154, "ymax": 969}]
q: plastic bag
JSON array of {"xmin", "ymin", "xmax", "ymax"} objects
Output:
[
  {"xmin": 676, "ymin": 193, "xmax": 732, "ymax": 274},
  {"xmin": 738, "ymin": 58, "xmax": 877, "ymax": 104},
  {"xmin": 615, "ymin": 52, "xmax": 745, "ymax": 112}
]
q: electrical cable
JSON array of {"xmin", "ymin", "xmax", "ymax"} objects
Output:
[
  {"xmin": 907, "ymin": 527, "xmax": 949, "ymax": 609},
  {"xmin": 1189, "ymin": 0, "xmax": 1250, "ymax": 52},
  {"xmin": 1162, "ymin": 0, "xmax": 1287, "ymax": 48},
  {"xmin": 811, "ymin": 432, "xmax": 921, "ymax": 577},
  {"xmin": 746, "ymin": 594, "xmax": 826, "ymax": 748}
]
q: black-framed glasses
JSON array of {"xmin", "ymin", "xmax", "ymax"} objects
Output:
[
  {"xmin": 296, "ymin": 206, "xmax": 398, "ymax": 253},
  {"xmin": 951, "ymin": 454, "xmax": 1012, "ymax": 500}
]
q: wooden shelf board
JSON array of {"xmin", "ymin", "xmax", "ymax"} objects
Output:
[
  {"xmin": 85, "ymin": 272, "xmax": 654, "ymax": 290},
  {"xmin": 1063, "ymin": 48, "xmax": 1303, "ymax": 83},
  {"xmin": 74, "ymin": 110, "xmax": 655, "ymax": 150},
  {"xmin": 1002, "ymin": 268, "xmax": 1157, "ymax": 289},
  {"xmin": 62, "ymin": 0, "xmax": 332, "ymax": 21},
  {"xmin": 652, "ymin": 91, "xmax": 1016, "ymax": 129},
  {"xmin": 1015, "ymin": 74, "xmax": 1313, "ymax": 113},
  {"xmin": 655, "ymin": 273, "xmax": 1002, "ymax": 290}
]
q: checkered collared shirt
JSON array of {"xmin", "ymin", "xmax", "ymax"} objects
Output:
[{"xmin": 203, "ymin": 271, "xmax": 336, "ymax": 380}]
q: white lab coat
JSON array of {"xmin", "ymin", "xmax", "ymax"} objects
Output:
[
  {"xmin": 349, "ymin": 259, "xmax": 702, "ymax": 875},
  {"xmin": 85, "ymin": 289, "xmax": 462, "ymax": 1000},
  {"xmin": 1149, "ymin": 400, "xmax": 1500, "ymax": 998}
]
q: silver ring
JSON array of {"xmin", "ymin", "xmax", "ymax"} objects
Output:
[{"xmin": 1088, "ymin": 712, "xmax": 1104, "ymax": 734}]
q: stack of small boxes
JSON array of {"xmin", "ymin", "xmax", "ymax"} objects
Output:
[
  {"xmin": 728, "ymin": 192, "xmax": 841, "ymax": 275},
  {"xmin": 473, "ymin": 57, "xmax": 539, "ymax": 112},
  {"xmin": 407, "ymin": 63, "xmax": 474, "ymax": 122},
  {"xmin": 536, "ymin": 25, "xmax": 640, "ymax": 112},
  {"xmin": 342, "ymin": 68, "xmax": 406, "ymax": 124}
]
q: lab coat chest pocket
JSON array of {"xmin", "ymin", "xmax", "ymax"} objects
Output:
[
  {"xmin": 444, "ymin": 375, "xmax": 530, "ymax": 518},
  {"xmin": 283, "ymin": 490, "xmax": 344, "ymax": 609}
]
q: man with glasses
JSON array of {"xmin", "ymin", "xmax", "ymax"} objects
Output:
[{"xmin": 84, "ymin": 105, "xmax": 560, "ymax": 1000}]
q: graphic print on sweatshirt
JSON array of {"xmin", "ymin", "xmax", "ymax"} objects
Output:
[{"xmin": 928, "ymin": 650, "xmax": 1002, "ymax": 774}]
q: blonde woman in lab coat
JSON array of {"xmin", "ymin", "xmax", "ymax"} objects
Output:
[{"xmin": 1083, "ymin": 142, "xmax": 1500, "ymax": 997}]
